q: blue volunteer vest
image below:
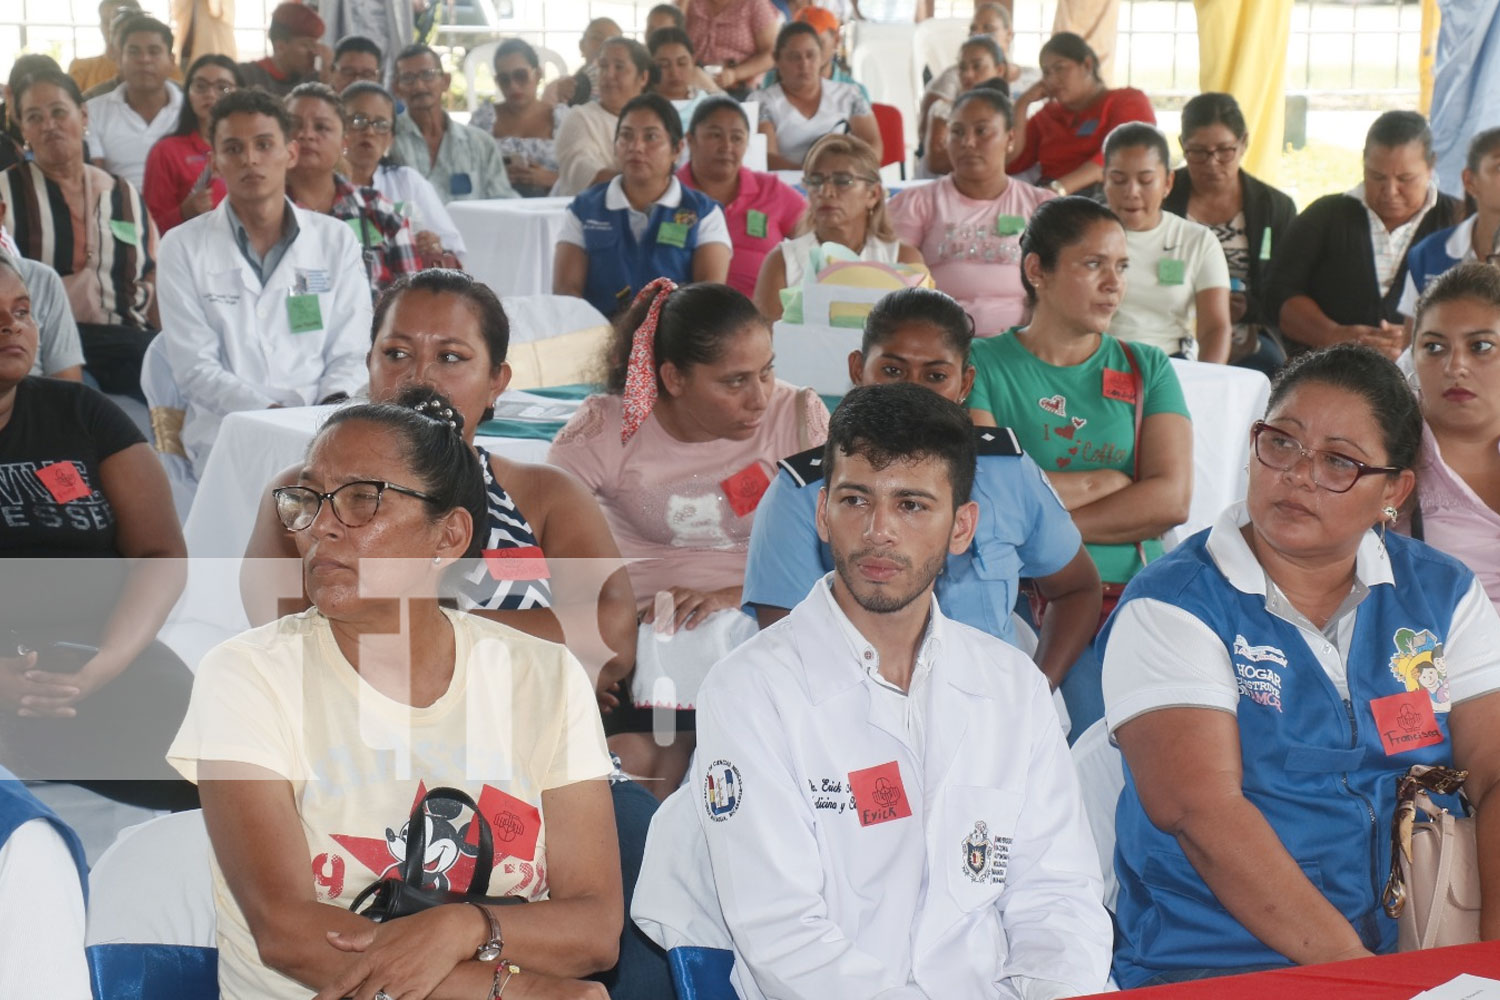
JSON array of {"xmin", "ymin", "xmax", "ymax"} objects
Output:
[
  {"xmin": 1406, "ymin": 224, "xmax": 1466, "ymax": 301},
  {"xmin": 570, "ymin": 183, "xmax": 718, "ymax": 318},
  {"xmin": 0, "ymin": 771, "xmax": 88, "ymax": 902},
  {"xmin": 1101, "ymin": 530, "xmax": 1471, "ymax": 987}
]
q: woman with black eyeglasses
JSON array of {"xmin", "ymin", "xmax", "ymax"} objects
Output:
[
  {"xmin": 752, "ymin": 133, "xmax": 923, "ymax": 322},
  {"xmin": 341, "ymin": 81, "xmax": 465, "ymax": 268},
  {"xmin": 1100, "ymin": 343, "xmax": 1500, "ymax": 987},
  {"xmin": 143, "ymin": 53, "xmax": 241, "ymax": 232},
  {"xmin": 1163, "ymin": 92, "xmax": 1297, "ymax": 375},
  {"xmin": 470, "ymin": 39, "xmax": 564, "ymax": 198}
]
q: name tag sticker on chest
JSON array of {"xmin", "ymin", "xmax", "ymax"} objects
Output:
[
  {"xmin": 294, "ymin": 268, "xmax": 331, "ymax": 295},
  {"xmin": 108, "ymin": 219, "xmax": 139, "ymax": 247},
  {"xmin": 745, "ymin": 209, "xmax": 768, "ymax": 239},
  {"xmin": 449, "ymin": 172, "xmax": 474, "ymax": 196},
  {"xmin": 287, "ymin": 293, "xmax": 324, "ymax": 334},
  {"xmin": 472, "ymin": 784, "xmax": 543, "ymax": 862},
  {"xmin": 1076, "ymin": 118, "xmax": 1099, "ymax": 137},
  {"xmin": 35, "ymin": 462, "xmax": 92, "ymax": 503},
  {"xmin": 994, "ymin": 214, "xmax": 1027, "ymax": 237},
  {"xmin": 483, "ymin": 545, "xmax": 551, "ymax": 581},
  {"xmin": 1371, "ymin": 689, "xmax": 1445, "ymax": 756},
  {"xmin": 346, "ymin": 217, "xmax": 383, "ymax": 247},
  {"xmin": 848, "ymin": 760, "xmax": 913, "ymax": 827},
  {"xmin": 720, "ymin": 462, "xmax": 772, "ymax": 518},
  {"xmin": 656, "ymin": 221, "xmax": 689, "ymax": 248},
  {"xmin": 1102, "ymin": 367, "xmax": 1137, "ymax": 404},
  {"xmin": 1157, "ymin": 258, "xmax": 1186, "ymax": 285}
]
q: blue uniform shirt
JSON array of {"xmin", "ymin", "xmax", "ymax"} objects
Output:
[{"xmin": 743, "ymin": 426, "xmax": 1082, "ymax": 646}]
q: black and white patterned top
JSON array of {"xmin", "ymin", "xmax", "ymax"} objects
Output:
[{"xmin": 456, "ymin": 446, "xmax": 553, "ymax": 611}]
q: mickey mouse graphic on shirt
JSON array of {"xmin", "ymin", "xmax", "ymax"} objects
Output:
[
  {"xmin": 1389, "ymin": 628, "xmax": 1452, "ymax": 714},
  {"xmin": 385, "ymin": 797, "xmax": 480, "ymax": 892}
]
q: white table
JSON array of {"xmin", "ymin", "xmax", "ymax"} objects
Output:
[
  {"xmin": 164, "ymin": 400, "xmax": 565, "ymax": 670},
  {"xmin": 770, "ymin": 320, "xmax": 1270, "ymax": 548},
  {"xmin": 449, "ymin": 197, "xmax": 574, "ymax": 298}
]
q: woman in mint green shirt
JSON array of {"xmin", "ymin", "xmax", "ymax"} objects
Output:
[
  {"xmin": 969, "ymin": 196, "xmax": 1193, "ymax": 734},
  {"xmin": 969, "ymin": 195, "xmax": 1194, "ymax": 584}
]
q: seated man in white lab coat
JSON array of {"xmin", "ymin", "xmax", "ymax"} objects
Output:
[
  {"xmin": 157, "ymin": 87, "xmax": 371, "ymax": 474},
  {"xmin": 692, "ymin": 383, "xmax": 1112, "ymax": 1000}
]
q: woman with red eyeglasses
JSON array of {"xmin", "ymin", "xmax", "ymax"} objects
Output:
[
  {"xmin": 1100, "ymin": 343, "xmax": 1500, "ymax": 987},
  {"xmin": 470, "ymin": 39, "xmax": 563, "ymax": 198}
]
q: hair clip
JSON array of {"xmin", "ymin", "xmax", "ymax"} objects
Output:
[{"xmin": 411, "ymin": 398, "xmax": 459, "ymax": 432}]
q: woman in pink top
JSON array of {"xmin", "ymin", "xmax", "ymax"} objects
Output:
[
  {"xmin": 1406, "ymin": 262, "xmax": 1500, "ymax": 609},
  {"xmin": 549, "ymin": 280, "xmax": 829, "ymax": 796},
  {"xmin": 889, "ymin": 89, "xmax": 1055, "ymax": 337},
  {"xmin": 142, "ymin": 54, "xmax": 239, "ymax": 232},
  {"xmin": 678, "ymin": 97, "xmax": 807, "ymax": 298},
  {"xmin": 685, "ymin": 0, "xmax": 779, "ymax": 95}
]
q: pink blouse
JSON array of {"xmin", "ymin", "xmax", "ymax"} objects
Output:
[
  {"xmin": 685, "ymin": 0, "xmax": 779, "ymax": 69},
  {"xmin": 1412, "ymin": 422, "xmax": 1500, "ymax": 610},
  {"xmin": 547, "ymin": 382, "xmax": 829, "ymax": 602}
]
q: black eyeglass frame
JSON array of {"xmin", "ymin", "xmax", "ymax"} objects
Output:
[
  {"xmin": 272, "ymin": 480, "xmax": 439, "ymax": 531},
  {"xmin": 1250, "ymin": 420, "xmax": 1402, "ymax": 494}
]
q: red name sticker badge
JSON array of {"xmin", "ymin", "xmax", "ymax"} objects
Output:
[
  {"xmin": 721, "ymin": 462, "xmax": 772, "ymax": 518},
  {"xmin": 1101, "ymin": 368, "xmax": 1137, "ymax": 405},
  {"xmin": 35, "ymin": 462, "xmax": 92, "ymax": 503},
  {"xmin": 1370, "ymin": 689, "xmax": 1445, "ymax": 756},
  {"xmin": 848, "ymin": 760, "xmax": 913, "ymax": 827},
  {"xmin": 473, "ymin": 784, "xmax": 543, "ymax": 861},
  {"xmin": 483, "ymin": 546, "xmax": 551, "ymax": 581}
]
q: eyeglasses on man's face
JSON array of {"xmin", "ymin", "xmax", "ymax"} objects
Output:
[
  {"xmin": 272, "ymin": 480, "xmax": 437, "ymax": 531},
  {"xmin": 395, "ymin": 67, "xmax": 442, "ymax": 87},
  {"xmin": 1250, "ymin": 421, "xmax": 1400, "ymax": 494}
]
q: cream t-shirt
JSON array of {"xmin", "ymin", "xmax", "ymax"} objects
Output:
[
  {"xmin": 1110, "ymin": 212, "xmax": 1230, "ymax": 359},
  {"xmin": 167, "ymin": 608, "xmax": 612, "ymax": 1000}
]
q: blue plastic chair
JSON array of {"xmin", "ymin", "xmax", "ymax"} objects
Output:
[
  {"xmin": 667, "ymin": 946, "xmax": 737, "ymax": 1000},
  {"xmin": 87, "ymin": 943, "xmax": 218, "ymax": 1000}
]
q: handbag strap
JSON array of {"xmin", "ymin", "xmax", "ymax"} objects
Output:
[
  {"xmin": 399, "ymin": 786, "xmax": 497, "ymax": 898},
  {"xmin": 1419, "ymin": 812, "xmax": 1459, "ymax": 949},
  {"xmin": 1118, "ymin": 341, "xmax": 1150, "ymax": 571}
]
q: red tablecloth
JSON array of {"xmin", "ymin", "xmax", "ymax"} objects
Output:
[{"xmin": 1078, "ymin": 942, "xmax": 1500, "ymax": 999}]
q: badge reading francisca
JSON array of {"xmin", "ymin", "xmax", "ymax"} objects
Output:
[{"xmin": 703, "ymin": 759, "xmax": 742, "ymax": 821}]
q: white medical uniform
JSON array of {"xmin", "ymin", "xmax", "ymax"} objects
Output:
[
  {"xmin": 157, "ymin": 200, "xmax": 373, "ymax": 473},
  {"xmin": 689, "ymin": 576, "xmax": 1111, "ymax": 1000}
]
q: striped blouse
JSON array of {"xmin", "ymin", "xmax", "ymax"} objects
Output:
[{"xmin": 0, "ymin": 161, "xmax": 158, "ymax": 329}]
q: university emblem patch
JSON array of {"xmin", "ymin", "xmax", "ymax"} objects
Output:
[{"xmin": 962, "ymin": 820, "xmax": 990, "ymax": 883}]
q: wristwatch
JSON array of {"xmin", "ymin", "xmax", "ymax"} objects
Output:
[
  {"xmin": 469, "ymin": 901, "xmax": 504, "ymax": 962},
  {"xmin": 1048, "ymin": 180, "xmax": 1067, "ymax": 196}
]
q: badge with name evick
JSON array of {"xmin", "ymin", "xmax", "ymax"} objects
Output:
[
  {"xmin": 848, "ymin": 761, "xmax": 912, "ymax": 827},
  {"xmin": 962, "ymin": 820, "xmax": 990, "ymax": 883},
  {"xmin": 1102, "ymin": 367, "xmax": 1137, "ymax": 404}
]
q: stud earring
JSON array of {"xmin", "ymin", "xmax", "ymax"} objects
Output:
[
  {"xmin": 1382, "ymin": 505, "xmax": 1399, "ymax": 522},
  {"xmin": 432, "ymin": 555, "xmax": 443, "ymax": 565}
]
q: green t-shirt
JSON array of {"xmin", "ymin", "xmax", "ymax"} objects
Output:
[{"xmin": 967, "ymin": 330, "xmax": 1190, "ymax": 582}]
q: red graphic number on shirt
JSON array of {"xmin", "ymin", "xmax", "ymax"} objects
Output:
[
  {"xmin": 848, "ymin": 760, "xmax": 913, "ymax": 827},
  {"xmin": 721, "ymin": 462, "xmax": 772, "ymax": 518},
  {"xmin": 1102, "ymin": 368, "xmax": 1137, "ymax": 405},
  {"xmin": 311, "ymin": 852, "xmax": 346, "ymax": 901},
  {"xmin": 475, "ymin": 784, "xmax": 543, "ymax": 861},
  {"xmin": 35, "ymin": 462, "xmax": 92, "ymax": 503},
  {"xmin": 1371, "ymin": 689, "xmax": 1445, "ymax": 756}
]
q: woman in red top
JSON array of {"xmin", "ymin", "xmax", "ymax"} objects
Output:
[
  {"xmin": 141, "ymin": 54, "xmax": 240, "ymax": 232},
  {"xmin": 1007, "ymin": 32, "xmax": 1154, "ymax": 198}
]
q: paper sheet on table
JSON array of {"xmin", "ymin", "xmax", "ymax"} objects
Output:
[{"xmin": 1411, "ymin": 974, "xmax": 1500, "ymax": 999}]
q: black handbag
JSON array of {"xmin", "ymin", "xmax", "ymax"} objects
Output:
[{"xmin": 348, "ymin": 786, "xmax": 530, "ymax": 922}]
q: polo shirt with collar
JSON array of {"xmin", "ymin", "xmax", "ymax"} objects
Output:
[
  {"xmin": 677, "ymin": 163, "xmax": 804, "ymax": 297},
  {"xmin": 85, "ymin": 81, "xmax": 183, "ymax": 189},
  {"xmin": 557, "ymin": 175, "xmax": 731, "ymax": 247},
  {"xmin": 391, "ymin": 111, "xmax": 517, "ymax": 202},
  {"xmin": 1349, "ymin": 181, "xmax": 1440, "ymax": 297},
  {"xmin": 224, "ymin": 198, "xmax": 301, "ymax": 288}
]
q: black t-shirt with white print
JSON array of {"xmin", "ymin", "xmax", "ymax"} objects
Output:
[{"xmin": 0, "ymin": 377, "xmax": 144, "ymax": 558}]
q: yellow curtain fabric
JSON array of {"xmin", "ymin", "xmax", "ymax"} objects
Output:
[
  {"xmin": 1420, "ymin": 0, "xmax": 1441, "ymax": 114},
  {"xmin": 1192, "ymin": 0, "xmax": 1294, "ymax": 182}
]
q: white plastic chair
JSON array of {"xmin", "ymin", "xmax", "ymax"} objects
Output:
[
  {"xmin": 845, "ymin": 20, "xmax": 918, "ymax": 150},
  {"xmin": 462, "ymin": 41, "xmax": 571, "ymax": 111},
  {"xmin": 912, "ymin": 18, "xmax": 971, "ymax": 88},
  {"xmin": 85, "ymin": 809, "xmax": 219, "ymax": 999},
  {"xmin": 1069, "ymin": 718, "xmax": 1125, "ymax": 913},
  {"xmin": 139, "ymin": 334, "xmax": 198, "ymax": 519}
]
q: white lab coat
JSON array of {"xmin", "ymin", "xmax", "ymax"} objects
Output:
[
  {"xmin": 686, "ymin": 578, "xmax": 1112, "ymax": 1000},
  {"xmin": 157, "ymin": 199, "xmax": 373, "ymax": 473}
]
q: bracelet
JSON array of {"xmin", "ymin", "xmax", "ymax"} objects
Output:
[{"xmin": 488, "ymin": 961, "xmax": 520, "ymax": 999}]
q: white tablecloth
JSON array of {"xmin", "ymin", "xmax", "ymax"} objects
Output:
[
  {"xmin": 164, "ymin": 400, "xmax": 561, "ymax": 669},
  {"xmin": 449, "ymin": 197, "xmax": 574, "ymax": 298},
  {"xmin": 770, "ymin": 320, "xmax": 1270, "ymax": 548}
]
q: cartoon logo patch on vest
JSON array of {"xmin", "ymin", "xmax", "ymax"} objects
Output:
[
  {"xmin": 1232, "ymin": 634, "xmax": 1287, "ymax": 712},
  {"xmin": 1389, "ymin": 628, "xmax": 1452, "ymax": 714},
  {"xmin": 673, "ymin": 208, "xmax": 698, "ymax": 228}
]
